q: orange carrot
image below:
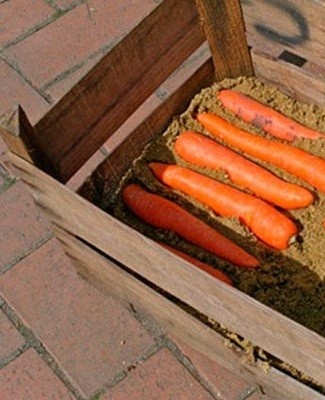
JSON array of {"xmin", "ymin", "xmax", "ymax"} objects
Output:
[
  {"xmin": 122, "ymin": 183, "xmax": 258, "ymax": 268},
  {"xmin": 149, "ymin": 163, "xmax": 298, "ymax": 250},
  {"xmin": 174, "ymin": 131, "xmax": 313, "ymax": 209},
  {"xmin": 218, "ymin": 89, "xmax": 323, "ymax": 141},
  {"xmin": 197, "ymin": 112, "xmax": 325, "ymax": 193},
  {"xmin": 159, "ymin": 242, "xmax": 233, "ymax": 285}
]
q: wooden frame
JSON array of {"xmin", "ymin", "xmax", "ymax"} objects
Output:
[{"xmin": 1, "ymin": 1, "xmax": 325, "ymax": 398}]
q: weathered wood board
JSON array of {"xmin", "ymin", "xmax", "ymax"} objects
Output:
[
  {"xmin": 1, "ymin": 1, "xmax": 325, "ymax": 398},
  {"xmin": 8, "ymin": 149, "xmax": 325, "ymax": 392},
  {"xmin": 56, "ymin": 227, "xmax": 325, "ymax": 400},
  {"xmin": 242, "ymin": 0, "xmax": 325, "ymax": 67},
  {"xmin": 10, "ymin": 0, "xmax": 324, "ymax": 183}
]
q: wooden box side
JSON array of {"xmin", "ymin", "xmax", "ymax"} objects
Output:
[
  {"xmin": 241, "ymin": 0, "xmax": 325, "ymax": 107},
  {"xmin": 6, "ymin": 0, "xmax": 324, "ymax": 183},
  {"xmin": 243, "ymin": 0, "xmax": 325, "ymax": 69},
  {"xmin": 32, "ymin": 0, "xmax": 206, "ymax": 182},
  {"xmin": 56, "ymin": 227, "xmax": 325, "ymax": 400},
  {"xmin": 10, "ymin": 151, "xmax": 325, "ymax": 394},
  {"xmin": 2, "ymin": 0, "xmax": 325, "ymax": 395}
]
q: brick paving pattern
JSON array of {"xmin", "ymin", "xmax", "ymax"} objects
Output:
[{"xmin": 0, "ymin": 1, "xmax": 268, "ymax": 399}]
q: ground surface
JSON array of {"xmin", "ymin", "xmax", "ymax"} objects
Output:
[{"xmin": 0, "ymin": 1, "xmax": 265, "ymax": 398}]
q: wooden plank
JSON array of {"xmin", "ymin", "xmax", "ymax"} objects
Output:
[
  {"xmin": 9, "ymin": 152, "xmax": 325, "ymax": 387},
  {"xmin": 100, "ymin": 42, "xmax": 212, "ymax": 156},
  {"xmin": 8, "ymin": 0, "xmax": 324, "ymax": 182},
  {"xmin": 242, "ymin": 0, "xmax": 325, "ymax": 68},
  {"xmin": 33, "ymin": 0, "xmax": 205, "ymax": 182},
  {"xmin": 252, "ymin": 50, "xmax": 325, "ymax": 107},
  {"xmin": 195, "ymin": 0, "xmax": 253, "ymax": 80},
  {"xmin": 90, "ymin": 54, "xmax": 214, "ymax": 190},
  {"xmin": 55, "ymin": 227, "xmax": 325, "ymax": 400},
  {"xmin": 0, "ymin": 106, "xmax": 57, "ymax": 177}
]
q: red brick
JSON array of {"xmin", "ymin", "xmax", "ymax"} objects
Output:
[
  {"xmin": 0, "ymin": 180, "xmax": 52, "ymax": 271},
  {"xmin": 0, "ymin": 310, "xmax": 24, "ymax": 358},
  {"xmin": 103, "ymin": 348, "xmax": 214, "ymax": 399},
  {"xmin": 46, "ymin": 53, "xmax": 102, "ymax": 102},
  {"xmin": 0, "ymin": 349, "xmax": 75, "ymax": 400},
  {"xmin": 0, "ymin": 0, "xmax": 54, "ymax": 47},
  {"xmin": 53, "ymin": 0, "xmax": 83, "ymax": 9},
  {"xmin": 5, "ymin": 0, "xmax": 159, "ymax": 88},
  {"xmin": 0, "ymin": 238, "xmax": 155, "ymax": 397},
  {"xmin": 0, "ymin": 60, "xmax": 50, "ymax": 124},
  {"xmin": 172, "ymin": 337, "xmax": 263, "ymax": 400}
]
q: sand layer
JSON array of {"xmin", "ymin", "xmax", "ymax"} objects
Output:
[{"xmin": 90, "ymin": 77, "xmax": 325, "ymax": 337}]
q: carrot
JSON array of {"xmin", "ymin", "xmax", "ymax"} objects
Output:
[
  {"xmin": 174, "ymin": 131, "xmax": 313, "ymax": 209},
  {"xmin": 159, "ymin": 242, "xmax": 233, "ymax": 285},
  {"xmin": 197, "ymin": 112, "xmax": 325, "ymax": 193},
  {"xmin": 218, "ymin": 89, "xmax": 323, "ymax": 141},
  {"xmin": 122, "ymin": 183, "xmax": 259, "ymax": 268},
  {"xmin": 149, "ymin": 163, "xmax": 298, "ymax": 250}
]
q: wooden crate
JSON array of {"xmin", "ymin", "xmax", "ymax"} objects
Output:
[{"xmin": 1, "ymin": 1, "xmax": 325, "ymax": 398}]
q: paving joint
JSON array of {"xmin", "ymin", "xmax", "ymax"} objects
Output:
[
  {"xmin": 0, "ymin": 231, "xmax": 54, "ymax": 276},
  {"xmin": 0, "ymin": 0, "xmax": 87, "ymax": 52},
  {"xmin": 127, "ymin": 302, "xmax": 226, "ymax": 399},
  {"xmin": 91, "ymin": 338, "xmax": 164, "ymax": 399},
  {"xmin": 164, "ymin": 337, "xmax": 226, "ymax": 400},
  {"xmin": 41, "ymin": 35, "xmax": 121, "ymax": 92},
  {"xmin": 0, "ymin": 56, "xmax": 54, "ymax": 104},
  {"xmin": 43, "ymin": 0, "xmax": 61, "ymax": 12},
  {"xmin": 0, "ymin": 174, "xmax": 18, "ymax": 194},
  {"xmin": 0, "ymin": 296, "xmax": 86, "ymax": 400},
  {"xmin": 0, "ymin": 342, "xmax": 31, "ymax": 369},
  {"xmin": 238, "ymin": 385, "xmax": 260, "ymax": 399}
]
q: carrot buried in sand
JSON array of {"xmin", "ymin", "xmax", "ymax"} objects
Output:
[
  {"xmin": 218, "ymin": 89, "xmax": 323, "ymax": 141},
  {"xmin": 149, "ymin": 163, "xmax": 298, "ymax": 250},
  {"xmin": 122, "ymin": 183, "xmax": 258, "ymax": 268},
  {"xmin": 197, "ymin": 112, "xmax": 325, "ymax": 193},
  {"xmin": 174, "ymin": 131, "xmax": 313, "ymax": 209},
  {"xmin": 159, "ymin": 242, "xmax": 233, "ymax": 285}
]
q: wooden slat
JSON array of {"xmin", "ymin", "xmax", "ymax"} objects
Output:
[
  {"xmin": 12, "ymin": 0, "xmax": 325, "ymax": 183},
  {"xmin": 34, "ymin": 0, "xmax": 205, "ymax": 182},
  {"xmin": 99, "ymin": 42, "xmax": 212, "ymax": 156},
  {"xmin": 242, "ymin": 0, "xmax": 325, "ymax": 68},
  {"xmin": 195, "ymin": 0, "xmax": 253, "ymax": 80},
  {"xmin": 0, "ymin": 106, "xmax": 56, "ymax": 177},
  {"xmin": 55, "ymin": 228, "xmax": 325, "ymax": 400},
  {"xmin": 9, "ymin": 152, "xmax": 325, "ymax": 387},
  {"xmin": 91, "ymin": 55, "xmax": 214, "ymax": 189},
  {"xmin": 252, "ymin": 50, "xmax": 325, "ymax": 107}
]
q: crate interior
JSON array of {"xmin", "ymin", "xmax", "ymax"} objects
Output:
[
  {"xmin": 79, "ymin": 71, "xmax": 325, "ymax": 336},
  {"xmin": 3, "ymin": 0, "xmax": 325, "ymax": 395}
]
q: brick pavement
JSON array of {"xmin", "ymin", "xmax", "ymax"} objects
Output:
[{"xmin": 0, "ymin": 1, "xmax": 266, "ymax": 398}]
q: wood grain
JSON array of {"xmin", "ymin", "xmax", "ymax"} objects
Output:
[
  {"xmin": 34, "ymin": 0, "xmax": 205, "ymax": 182},
  {"xmin": 88, "ymin": 54, "xmax": 214, "ymax": 193},
  {"xmin": 195, "ymin": 0, "xmax": 253, "ymax": 80},
  {"xmin": 252, "ymin": 49, "xmax": 325, "ymax": 107},
  {"xmin": 9, "ymin": 152, "xmax": 325, "ymax": 387},
  {"xmin": 242, "ymin": 0, "xmax": 325, "ymax": 68},
  {"xmin": 0, "ymin": 106, "xmax": 56, "ymax": 177},
  {"xmin": 55, "ymin": 227, "xmax": 325, "ymax": 400},
  {"xmin": 19, "ymin": 0, "xmax": 325, "ymax": 182}
]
